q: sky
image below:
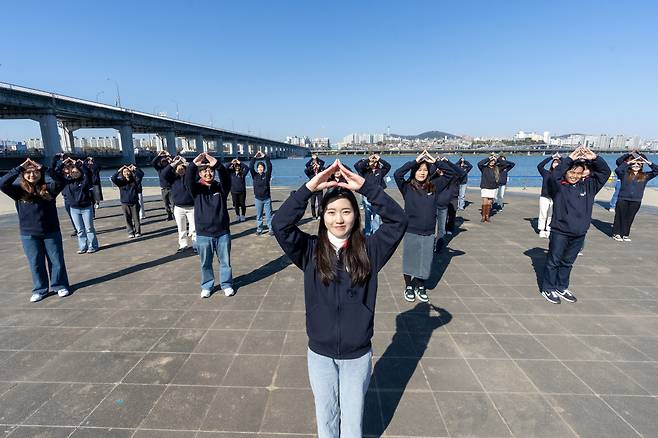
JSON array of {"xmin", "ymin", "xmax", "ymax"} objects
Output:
[{"xmin": 1, "ymin": 0, "xmax": 657, "ymax": 142}]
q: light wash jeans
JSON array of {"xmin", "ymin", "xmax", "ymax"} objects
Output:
[
  {"xmin": 70, "ymin": 206, "xmax": 99, "ymax": 251},
  {"xmin": 496, "ymin": 184, "xmax": 507, "ymax": 207},
  {"xmin": 20, "ymin": 232, "xmax": 69, "ymax": 295},
  {"xmin": 254, "ymin": 198, "xmax": 273, "ymax": 232},
  {"xmin": 609, "ymin": 179, "xmax": 621, "ymax": 209},
  {"xmin": 457, "ymin": 183, "xmax": 467, "ymax": 210},
  {"xmin": 138, "ymin": 193, "xmax": 146, "ymax": 220},
  {"xmin": 196, "ymin": 234, "xmax": 232, "ymax": 290},
  {"xmin": 307, "ymin": 348, "xmax": 372, "ymax": 438},
  {"xmin": 436, "ymin": 206, "xmax": 448, "ymax": 239},
  {"xmin": 362, "ymin": 197, "xmax": 381, "ymax": 236},
  {"xmin": 174, "ymin": 206, "xmax": 196, "ymax": 249}
]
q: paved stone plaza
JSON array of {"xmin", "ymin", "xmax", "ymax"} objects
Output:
[{"xmin": 0, "ymin": 187, "xmax": 657, "ymax": 437}]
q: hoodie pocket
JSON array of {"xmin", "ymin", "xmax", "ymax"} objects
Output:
[{"xmin": 340, "ymin": 302, "xmax": 374, "ymax": 353}]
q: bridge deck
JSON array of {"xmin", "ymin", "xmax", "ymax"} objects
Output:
[{"xmin": 0, "ymin": 188, "xmax": 657, "ymax": 437}]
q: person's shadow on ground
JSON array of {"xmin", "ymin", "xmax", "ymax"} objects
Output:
[
  {"xmin": 364, "ymin": 303, "xmax": 452, "ymax": 437},
  {"xmin": 524, "ymin": 247, "xmax": 547, "ymax": 289}
]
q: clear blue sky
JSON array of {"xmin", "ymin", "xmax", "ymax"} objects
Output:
[{"xmin": 1, "ymin": 0, "xmax": 657, "ymax": 142}]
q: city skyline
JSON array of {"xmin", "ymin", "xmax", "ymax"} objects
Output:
[{"xmin": 1, "ymin": 1, "xmax": 658, "ymax": 142}]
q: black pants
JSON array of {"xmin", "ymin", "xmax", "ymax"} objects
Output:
[
  {"xmin": 231, "ymin": 191, "xmax": 247, "ymax": 216},
  {"xmin": 121, "ymin": 204, "xmax": 141, "ymax": 235},
  {"xmin": 446, "ymin": 199, "xmax": 457, "ymax": 233},
  {"xmin": 613, "ymin": 199, "xmax": 641, "ymax": 237},
  {"xmin": 310, "ymin": 192, "xmax": 323, "ymax": 217},
  {"xmin": 541, "ymin": 232, "xmax": 585, "ymax": 291},
  {"xmin": 161, "ymin": 188, "xmax": 173, "ymax": 215}
]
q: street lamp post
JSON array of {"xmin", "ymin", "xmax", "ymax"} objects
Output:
[
  {"xmin": 171, "ymin": 100, "xmax": 180, "ymax": 119},
  {"xmin": 106, "ymin": 78, "xmax": 121, "ymax": 107},
  {"xmin": 95, "ymin": 91, "xmax": 104, "ymax": 102}
]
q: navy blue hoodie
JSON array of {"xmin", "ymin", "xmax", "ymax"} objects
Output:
[
  {"xmin": 272, "ymin": 180, "xmax": 407, "ymax": 360},
  {"xmin": 0, "ymin": 166, "xmax": 64, "ymax": 236},
  {"xmin": 52, "ymin": 164, "xmax": 94, "ymax": 209},
  {"xmin": 226, "ymin": 162, "xmax": 250, "ymax": 194},
  {"xmin": 152, "ymin": 155, "xmax": 173, "ymax": 189},
  {"xmin": 249, "ymin": 157, "xmax": 272, "ymax": 200},
  {"xmin": 304, "ymin": 158, "xmax": 326, "ymax": 180},
  {"xmin": 537, "ymin": 156, "xmax": 559, "ymax": 199},
  {"xmin": 354, "ymin": 158, "xmax": 391, "ymax": 189},
  {"xmin": 163, "ymin": 164, "xmax": 194, "ymax": 207},
  {"xmin": 111, "ymin": 168, "xmax": 144, "ymax": 205},
  {"xmin": 478, "ymin": 158, "xmax": 507, "ymax": 189},
  {"xmin": 456, "ymin": 159, "xmax": 473, "ymax": 184},
  {"xmin": 185, "ymin": 162, "xmax": 231, "ymax": 237},
  {"xmin": 430, "ymin": 160, "xmax": 466, "ymax": 207},
  {"xmin": 615, "ymin": 162, "xmax": 658, "ymax": 202},
  {"xmin": 497, "ymin": 159, "xmax": 515, "ymax": 186},
  {"xmin": 547, "ymin": 156, "xmax": 610, "ymax": 237},
  {"xmin": 394, "ymin": 160, "xmax": 441, "ymax": 235}
]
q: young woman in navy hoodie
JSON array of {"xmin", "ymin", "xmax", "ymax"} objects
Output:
[
  {"xmin": 430, "ymin": 157, "xmax": 466, "ymax": 251},
  {"xmin": 304, "ymin": 154, "xmax": 326, "ymax": 219},
  {"xmin": 540, "ymin": 146, "xmax": 610, "ymax": 304},
  {"xmin": 226, "ymin": 158, "xmax": 249, "ymax": 222},
  {"xmin": 394, "ymin": 150, "xmax": 444, "ymax": 302},
  {"xmin": 249, "ymin": 151, "xmax": 274, "ymax": 235},
  {"xmin": 111, "ymin": 164, "xmax": 144, "ymax": 238},
  {"xmin": 536, "ymin": 154, "xmax": 561, "ymax": 238},
  {"xmin": 612, "ymin": 155, "xmax": 658, "ymax": 241},
  {"xmin": 0, "ymin": 158, "xmax": 70, "ymax": 302},
  {"xmin": 354, "ymin": 154, "xmax": 391, "ymax": 235},
  {"xmin": 272, "ymin": 160, "xmax": 407, "ymax": 438},
  {"xmin": 186, "ymin": 152, "xmax": 234, "ymax": 298},
  {"xmin": 163, "ymin": 156, "xmax": 197, "ymax": 253}
]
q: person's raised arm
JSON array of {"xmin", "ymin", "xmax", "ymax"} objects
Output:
[
  {"xmin": 477, "ymin": 158, "xmax": 489, "ymax": 171},
  {"xmin": 616, "ymin": 153, "xmax": 632, "ymax": 166},
  {"xmin": 394, "ymin": 160, "xmax": 416, "ymax": 193},
  {"xmin": 503, "ymin": 160, "xmax": 516, "ymax": 171},
  {"xmin": 537, "ymin": 157, "xmax": 553, "ymax": 178},
  {"xmin": 216, "ymin": 160, "xmax": 231, "ymax": 193},
  {"xmin": 0, "ymin": 166, "xmax": 24, "ymax": 200},
  {"xmin": 588, "ymin": 156, "xmax": 611, "ymax": 192},
  {"xmin": 110, "ymin": 170, "xmax": 124, "ymax": 187},
  {"xmin": 378, "ymin": 158, "xmax": 391, "ymax": 176},
  {"xmin": 615, "ymin": 162, "xmax": 628, "ymax": 179},
  {"xmin": 354, "ymin": 158, "xmax": 368, "ymax": 176},
  {"xmin": 162, "ymin": 163, "xmax": 177, "ymax": 184},
  {"xmin": 133, "ymin": 167, "xmax": 144, "ymax": 185},
  {"xmin": 265, "ymin": 156, "xmax": 273, "ymax": 180},
  {"xmin": 463, "ymin": 160, "xmax": 473, "ymax": 174},
  {"xmin": 444, "ymin": 159, "xmax": 466, "ymax": 181},
  {"xmin": 248, "ymin": 156, "xmax": 256, "ymax": 177},
  {"xmin": 185, "ymin": 162, "xmax": 199, "ymax": 197}
]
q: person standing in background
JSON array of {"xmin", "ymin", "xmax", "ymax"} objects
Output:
[
  {"xmin": 305, "ymin": 154, "xmax": 326, "ymax": 220},
  {"xmin": 354, "ymin": 153, "xmax": 391, "ymax": 235},
  {"xmin": 494, "ymin": 155, "xmax": 515, "ymax": 211},
  {"xmin": 249, "ymin": 151, "xmax": 274, "ymax": 235},
  {"xmin": 152, "ymin": 151, "xmax": 174, "ymax": 221},
  {"xmin": 537, "ymin": 154, "xmax": 561, "ymax": 238},
  {"xmin": 226, "ymin": 158, "xmax": 250, "ymax": 222},
  {"xmin": 456, "ymin": 157, "xmax": 473, "ymax": 211}
]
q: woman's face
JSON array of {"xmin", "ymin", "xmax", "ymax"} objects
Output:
[
  {"xmin": 122, "ymin": 168, "xmax": 132, "ymax": 179},
  {"xmin": 414, "ymin": 163, "xmax": 429, "ymax": 183},
  {"xmin": 323, "ymin": 197, "xmax": 355, "ymax": 239},
  {"xmin": 257, "ymin": 164, "xmax": 265, "ymax": 175},
  {"xmin": 23, "ymin": 167, "xmax": 41, "ymax": 184},
  {"xmin": 630, "ymin": 162, "xmax": 642, "ymax": 172},
  {"xmin": 488, "ymin": 159, "xmax": 496, "ymax": 167},
  {"xmin": 565, "ymin": 166, "xmax": 584, "ymax": 184},
  {"xmin": 68, "ymin": 166, "xmax": 82, "ymax": 179},
  {"xmin": 198, "ymin": 167, "xmax": 214, "ymax": 183},
  {"xmin": 175, "ymin": 165, "xmax": 186, "ymax": 176}
]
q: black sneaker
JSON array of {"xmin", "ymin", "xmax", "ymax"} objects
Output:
[
  {"xmin": 556, "ymin": 289, "xmax": 577, "ymax": 303},
  {"xmin": 404, "ymin": 286, "xmax": 416, "ymax": 302},
  {"xmin": 541, "ymin": 290, "xmax": 560, "ymax": 304},
  {"xmin": 416, "ymin": 286, "xmax": 429, "ymax": 303}
]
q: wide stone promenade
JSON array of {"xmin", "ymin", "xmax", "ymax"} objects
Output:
[{"xmin": 0, "ymin": 187, "xmax": 657, "ymax": 437}]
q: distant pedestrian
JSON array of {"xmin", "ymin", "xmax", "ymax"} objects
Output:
[
  {"xmin": 536, "ymin": 154, "xmax": 561, "ymax": 238},
  {"xmin": 354, "ymin": 153, "xmax": 391, "ymax": 235},
  {"xmin": 494, "ymin": 155, "xmax": 515, "ymax": 210},
  {"xmin": 51, "ymin": 153, "xmax": 78, "ymax": 237},
  {"xmin": 226, "ymin": 158, "xmax": 249, "ymax": 222},
  {"xmin": 456, "ymin": 157, "xmax": 473, "ymax": 210},
  {"xmin": 610, "ymin": 150, "xmax": 645, "ymax": 213},
  {"xmin": 163, "ymin": 156, "xmax": 197, "ymax": 253},
  {"xmin": 85, "ymin": 157, "xmax": 103, "ymax": 210},
  {"xmin": 540, "ymin": 146, "xmax": 610, "ymax": 304},
  {"xmin": 430, "ymin": 157, "xmax": 465, "ymax": 250},
  {"xmin": 304, "ymin": 154, "xmax": 326, "ymax": 219},
  {"xmin": 272, "ymin": 160, "xmax": 407, "ymax": 438},
  {"xmin": 111, "ymin": 164, "xmax": 144, "ymax": 238},
  {"xmin": 477, "ymin": 154, "xmax": 506, "ymax": 223},
  {"xmin": 152, "ymin": 151, "xmax": 174, "ymax": 221},
  {"xmin": 0, "ymin": 158, "xmax": 70, "ymax": 302},
  {"xmin": 186, "ymin": 152, "xmax": 234, "ymax": 298},
  {"xmin": 249, "ymin": 151, "xmax": 274, "ymax": 235},
  {"xmin": 612, "ymin": 154, "xmax": 658, "ymax": 242}
]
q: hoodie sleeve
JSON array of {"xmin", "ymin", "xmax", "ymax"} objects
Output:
[
  {"xmin": 354, "ymin": 159, "xmax": 368, "ymax": 176},
  {"xmin": 646, "ymin": 163, "xmax": 658, "ymax": 181},
  {"xmin": 0, "ymin": 166, "xmax": 24, "ymax": 200},
  {"xmin": 185, "ymin": 162, "xmax": 199, "ymax": 197},
  {"xmin": 265, "ymin": 157, "xmax": 273, "ymax": 181},
  {"xmin": 378, "ymin": 158, "xmax": 391, "ymax": 177},
  {"xmin": 477, "ymin": 158, "xmax": 489, "ymax": 172},
  {"xmin": 162, "ymin": 164, "xmax": 177, "ymax": 184},
  {"xmin": 615, "ymin": 162, "xmax": 628, "ymax": 179},
  {"xmin": 537, "ymin": 157, "xmax": 553, "ymax": 178},
  {"xmin": 393, "ymin": 160, "xmax": 416, "ymax": 194},
  {"xmin": 110, "ymin": 171, "xmax": 125, "ymax": 187},
  {"xmin": 248, "ymin": 157, "xmax": 256, "ymax": 178},
  {"xmin": 588, "ymin": 156, "xmax": 611, "ymax": 193},
  {"xmin": 360, "ymin": 180, "xmax": 408, "ymax": 273},
  {"xmin": 216, "ymin": 160, "xmax": 232, "ymax": 194},
  {"xmin": 463, "ymin": 160, "xmax": 473, "ymax": 173},
  {"xmin": 271, "ymin": 184, "xmax": 314, "ymax": 270}
]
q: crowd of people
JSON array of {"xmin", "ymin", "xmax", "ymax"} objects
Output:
[{"xmin": 1, "ymin": 147, "xmax": 655, "ymax": 437}]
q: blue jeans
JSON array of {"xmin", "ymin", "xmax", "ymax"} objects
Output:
[
  {"xmin": 457, "ymin": 183, "xmax": 467, "ymax": 209},
  {"xmin": 255, "ymin": 198, "xmax": 273, "ymax": 232},
  {"xmin": 362, "ymin": 197, "xmax": 381, "ymax": 236},
  {"xmin": 436, "ymin": 206, "xmax": 448, "ymax": 239},
  {"xmin": 70, "ymin": 206, "xmax": 98, "ymax": 251},
  {"xmin": 196, "ymin": 234, "xmax": 233, "ymax": 290},
  {"xmin": 307, "ymin": 348, "xmax": 372, "ymax": 438},
  {"xmin": 20, "ymin": 232, "xmax": 69, "ymax": 295},
  {"xmin": 610, "ymin": 180, "xmax": 621, "ymax": 209},
  {"xmin": 541, "ymin": 232, "xmax": 585, "ymax": 292}
]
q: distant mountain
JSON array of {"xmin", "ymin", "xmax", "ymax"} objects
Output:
[
  {"xmin": 555, "ymin": 133, "xmax": 585, "ymax": 139},
  {"xmin": 392, "ymin": 130, "xmax": 460, "ymax": 140}
]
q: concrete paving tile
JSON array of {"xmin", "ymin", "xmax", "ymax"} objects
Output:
[
  {"xmin": 98, "ymin": 310, "xmax": 182, "ymax": 328},
  {"xmin": 140, "ymin": 386, "xmax": 218, "ymax": 430},
  {"xmin": 69, "ymin": 428, "xmax": 134, "ymax": 437},
  {"xmin": 436, "ymin": 392, "xmax": 512, "ymax": 437},
  {"xmin": 490, "ymin": 393, "xmax": 576, "ymax": 437},
  {"xmin": 0, "ymin": 383, "xmax": 61, "ymax": 424},
  {"xmin": 237, "ymin": 330, "xmax": 285, "ymax": 355},
  {"xmin": 133, "ymin": 431, "xmax": 196, "ymax": 438},
  {"xmin": 209, "ymin": 311, "xmax": 254, "ymax": 330},
  {"xmin": 0, "ymin": 327, "xmax": 46, "ymax": 349},
  {"xmin": 410, "ymin": 333, "xmax": 461, "ymax": 358},
  {"xmin": 0, "ymin": 351, "xmax": 60, "ymax": 381},
  {"xmin": 577, "ymin": 335, "xmax": 651, "ymax": 361},
  {"xmin": 612, "ymin": 361, "xmax": 658, "ymax": 395},
  {"xmin": 545, "ymin": 394, "xmax": 641, "ymax": 438},
  {"xmin": 222, "ymin": 355, "xmax": 279, "ymax": 387},
  {"xmin": 422, "ymin": 358, "xmax": 483, "ymax": 392},
  {"xmin": 250, "ymin": 311, "xmax": 291, "ymax": 330},
  {"xmin": 172, "ymin": 310, "xmax": 219, "ymax": 329},
  {"xmin": 477, "ymin": 315, "xmax": 527, "ymax": 334},
  {"xmin": 451, "ymin": 334, "xmax": 508, "ymax": 359},
  {"xmin": 563, "ymin": 361, "xmax": 649, "ymax": 396},
  {"xmin": 35, "ymin": 352, "xmax": 142, "ymax": 383},
  {"xmin": 443, "ymin": 315, "xmax": 486, "ymax": 333},
  {"xmin": 281, "ymin": 331, "xmax": 308, "ymax": 355},
  {"xmin": 260, "ymin": 389, "xmax": 317, "ymax": 434},
  {"xmin": 193, "ymin": 330, "xmax": 245, "ymax": 354},
  {"xmin": 82, "ymin": 384, "xmax": 165, "ymax": 428},
  {"xmin": 123, "ymin": 353, "xmax": 189, "ymax": 385},
  {"xmin": 65, "ymin": 328, "xmax": 166, "ymax": 352},
  {"xmin": 378, "ymin": 391, "xmax": 447, "ymax": 436},
  {"xmin": 151, "ymin": 329, "xmax": 206, "ymax": 353},
  {"xmin": 515, "ymin": 360, "xmax": 593, "ymax": 395},
  {"xmin": 26, "ymin": 383, "xmax": 113, "ymax": 426},
  {"xmin": 468, "ymin": 359, "xmax": 536, "ymax": 393},
  {"xmin": 493, "ymin": 334, "xmax": 554, "ymax": 359},
  {"xmin": 532, "ymin": 335, "xmax": 600, "ymax": 360},
  {"xmin": 602, "ymin": 395, "xmax": 658, "ymax": 438},
  {"xmin": 273, "ymin": 355, "xmax": 309, "ymax": 389},
  {"xmin": 201, "ymin": 387, "xmax": 269, "ymax": 432},
  {"xmin": 5, "ymin": 426, "xmax": 74, "ymax": 437},
  {"xmin": 172, "ymin": 354, "xmax": 233, "ymax": 386}
]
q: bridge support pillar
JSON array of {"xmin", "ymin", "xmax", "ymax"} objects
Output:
[
  {"xmin": 66, "ymin": 128, "xmax": 76, "ymax": 155},
  {"xmin": 163, "ymin": 131, "xmax": 177, "ymax": 155},
  {"xmin": 118, "ymin": 123, "xmax": 135, "ymax": 164},
  {"xmin": 195, "ymin": 134, "xmax": 205, "ymax": 153},
  {"xmin": 38, "ymin": 113, "xmax": 63, "ymax": 165}
]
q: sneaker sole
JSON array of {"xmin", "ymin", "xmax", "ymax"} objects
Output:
[
  {"xmin": 417, "ymin": 296, "xmax": 429, "ymax": 303},
  {"xmin": 541, "ymin": 292, "xmax": 560, "ymax": 304},
  {"xmin": 557, "ymin": 293, "xmax": 577, "ymax": 303},
  {"xmin": 404, "ymin": 295, "xmax": 416, "ymax": 302}
]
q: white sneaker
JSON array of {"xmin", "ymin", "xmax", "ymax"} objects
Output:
[
  {"xmin": 30, "ymin": 293, "xmax": 45, "ymax": 303},
  {"xmin": 539, "ymin": 230, "xmax": 547, "ymax": 238},
  {"xmin": 622, "ymin": 236, "xmax": 631, "ymax": 242},
  {"xmin": 609, "ymin": 208, "xmax": 615, "ymax": 213},
  {"xmin": 612, "ymin": 234, "xmax": 623, "ymax": 242},
  {"xmin": 57, "ymin": 288, "xmax": 70, "ymax": 298},
  {"xmin": 200, "ymin": 289, "xmax": 211, "ymax": 298},
  {"xmin": 223, "ymin": 287, "xmax": 235, "ymax": 297}
]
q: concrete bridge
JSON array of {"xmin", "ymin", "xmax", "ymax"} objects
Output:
[
  {"xmin": 311, "ymin": 147, "xmax": 645, "ymax": 156},
  {"xmin": 0, "ymin": 82, "xmax": 308, "ymax": 167}
]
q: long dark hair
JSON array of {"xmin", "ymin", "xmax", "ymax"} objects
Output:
[
  {"xmin": 314, "ymin": 188, "xmax": 371, "ymax": 286},
  {"xmin": 408, "ymin": 162, "xmax": 435, "ymax": 193},
  {"xmin": 626, "ymin": 164, "xmax": 649, "ymax": 183},
  {"xmin": 19, "ymin": 169, "xmax": 52, "ymax": 202}
]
